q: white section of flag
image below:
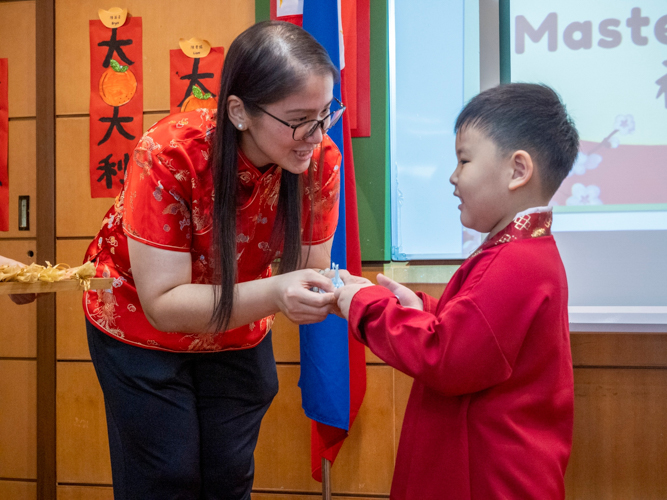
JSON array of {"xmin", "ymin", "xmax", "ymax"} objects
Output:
[{"xmin": 276, "ymin": 0, "xmax": 304, "ymax": 17}]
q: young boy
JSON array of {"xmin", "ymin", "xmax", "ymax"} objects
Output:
[{"xmin": 336, "ymin": 83, "xmax": 579, "ymax": 500}]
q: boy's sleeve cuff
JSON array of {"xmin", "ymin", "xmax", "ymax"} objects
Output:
[{"xmin": 348, "ymin": 285, "xmax": 398, "ymax": 344}]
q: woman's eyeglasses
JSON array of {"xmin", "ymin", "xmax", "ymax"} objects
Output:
[{"xmin": 254, "ymin": 98, "xmax": 346, "ymax": 141}]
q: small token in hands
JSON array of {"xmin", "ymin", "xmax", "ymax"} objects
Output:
[{"xmin": 312, "ymin": 262, "xmax": 345, "ymax": 293}]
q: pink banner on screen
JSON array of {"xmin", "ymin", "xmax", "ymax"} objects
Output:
[{"xmin": 553, "ymin": 141, "xmax": 667, "ymax": 207}]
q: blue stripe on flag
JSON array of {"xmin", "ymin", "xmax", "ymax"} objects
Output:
[{"xmin": 298, "ymin": 0, "xmax": 351, "ymax": 431}]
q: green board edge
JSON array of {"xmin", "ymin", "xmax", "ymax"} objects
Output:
[
  {"xmin": 255, "ymin": 0, "xmax": 270, "ymax": 22},
  {"xmin": 352, "ymin": 0, "xmax": 390, "ymax": 261},
  {"xmin": 499, "ymin": 0, "xmax": 511, "ymax": 84}
]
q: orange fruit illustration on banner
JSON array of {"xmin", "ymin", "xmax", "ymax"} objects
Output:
[
  {"xmin": 99, "ymin": 59, "xmax": 137, "ymax": 107},
  {"xmin": 181, "ymin": 85, "xmax": 217, "ymax": 112}
]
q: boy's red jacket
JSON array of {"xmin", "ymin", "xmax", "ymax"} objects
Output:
[{"xmin": 348, "ymin": 211, "xmax": 573, "ymax": 500}]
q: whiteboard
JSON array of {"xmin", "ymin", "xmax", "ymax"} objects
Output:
[{"xmin": 389, "ymin": 0, "xmax": 480, "ymax": 260}]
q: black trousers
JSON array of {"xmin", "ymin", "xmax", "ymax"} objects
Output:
[{"xmin": 86, "ymin": 320, "xmax": 279, "ymax": 500}]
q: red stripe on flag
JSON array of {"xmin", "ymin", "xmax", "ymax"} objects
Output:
[
  {"xmin": 342, "ymin": 0, "xmax": 370, "ymax": 137},
  {"xmin": 341, "ymin": 69, "xmax": 362, "ymax": 277}
]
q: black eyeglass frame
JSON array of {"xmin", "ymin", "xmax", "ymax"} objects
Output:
[{"xmin": 253, "ymin": 97, "xmax": 346, "ymax": 141}]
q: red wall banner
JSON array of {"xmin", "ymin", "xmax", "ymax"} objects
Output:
[
  {"xmin": 0, "ymin": 58, "xmax": 8, "ymax": 231},
  {"xmin": 89, "ymin": 16, "xmax": 143, "ymax": 198},
  {"xmin": 169, "ymin": 47, "xmax": 224, "ymax": 115}
]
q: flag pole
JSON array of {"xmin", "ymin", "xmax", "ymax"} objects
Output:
[{"xmin": 322, "ymin": 457, "xmax": 332, "ymax": 500}]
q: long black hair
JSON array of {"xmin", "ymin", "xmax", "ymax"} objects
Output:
[{"xmin": 210, "ymin": 21, "xmax": 338, "ymax": 333}]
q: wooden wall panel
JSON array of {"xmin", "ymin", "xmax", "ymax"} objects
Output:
[
  {"xmin": 565, "ymin": 368, "xmax": 667, "ymax": 499},
  {"xmin": 55, "ymin": 114, "xmax": 170, "ymax": 238},
  {"xmin": 0, "ymin": 240, "xmax": 37, "ymax": 358},
  {"xmin": 55, "ymin": 0, "xmax": 254, "ymax": 115},
  {"xmin": 404, "ymin": 282, "xmax": 446, "ymax": 299},
  {"xmin": 4, "ymin": 120, "xmax": 37, "ymax": 237},
  {"xmin": 254, "ymin": 365, "xmax": 396, "ymax": 495},
  {"xmin": 57, "ymin": 485, "xmax": 113, "ymax": 500},
  {"xmin": 0, "ymin": 1, "xmax": 36, "ymax": 118},
  {"xmin": 0, "ymin": 360, "xmax": 37, "ymax": 479},
  {"xmin": 55, "ymin": 117, "xmax": 113, "ymax": 237},
  {"xmin": 56, "ymin": 362, "xmax": 111, "ymax": 484},
  {"xmin": 271, "ymin": 312, "xmax": 300, "ymax": 363},
  {"xmin": 143, "ymin": 112, "xmax": 169, "ymax": 132},
  {"xmin": 393, "ymin": 369, "xmax": 413, "ymax": 458},
  {"xmin": 253, "ymin": 365, "xmax": 318, "ymax": 492},
  {"xmin": 0, "ymin": 480, "xmax": 36, "ymax": 500},
  {"xmin": 56, "ymin": 239, "xmax": 94, "ymax": 360},
  {"xmin": 571, "ymin": 333, "xmax": 667, "ymax": 368},
  {"xmin": 331, "ymin": 365, "xmax": 394, "ymax": 495}
]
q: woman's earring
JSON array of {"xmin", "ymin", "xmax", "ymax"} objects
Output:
[{"xmin": 238, "ymin": 124, "xmax": 243, "ymax": 129}]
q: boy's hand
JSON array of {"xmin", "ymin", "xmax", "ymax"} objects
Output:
[
  {"xmin": 376, "ymin": 273, "xmax": 423, "ymax": 311},
  {"xmin": 334, "ymin": 283, "xmax": 373, "ymax": 319},
  {"xmin": 326, "ymin": 268, "xmax": 372, "ymax": 286},
  {"xmin": 324, "ymin": 270, "xmax": 372, "ymax": 319}
]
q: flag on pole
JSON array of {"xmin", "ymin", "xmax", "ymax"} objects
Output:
[{"xmin": 272, "ymin": 0, "xmax": 367, "ymax": 482}]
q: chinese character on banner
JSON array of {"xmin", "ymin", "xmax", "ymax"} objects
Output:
[
  {"xmin": 0, "ymin": 58, "xmax": 8, "ymax": 231},
  {"xmin": 169, "ymin": 41, "xmax": 224, "ymax": 115},
  {"xmin": 89, "ymin": 11, "xmax": 143, "ymax": 198}
]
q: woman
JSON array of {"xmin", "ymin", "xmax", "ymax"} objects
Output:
[{"xmin": 83, "ymin": 21, "xmax": 345, "ymax": 499}]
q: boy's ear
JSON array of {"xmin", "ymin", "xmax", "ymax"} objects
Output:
[
  {"xmin": 508, "ymin": 150, "xmax": 534, "ymax": 191},
  {"xmin": 227, "ymin": 95, "xmax": 250, "ymax": 130}
]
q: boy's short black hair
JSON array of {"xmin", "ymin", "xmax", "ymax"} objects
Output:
[{"xmin": 455, "ymin": 83, "xmax": 579, "ymax": 198}]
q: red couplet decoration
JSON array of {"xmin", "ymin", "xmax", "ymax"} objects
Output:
[
  {"xmin": 169, "ymin": 47, "xmax": 224, "ymax": 115},
  {"xmin": 89, "ymin": 17, "xmax": 143, "ymax": 198},
  {"xmin": 0, "ymin": 58, "xmax": 8, "ymax": 231}
]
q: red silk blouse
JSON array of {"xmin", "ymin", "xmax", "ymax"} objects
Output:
[{"xmin": 83, "ymin": 109, "xmax": 341, "ymax": 352}]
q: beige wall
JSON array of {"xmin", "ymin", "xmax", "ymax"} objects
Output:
[{"xmin": 0, "ymin": 2, "xmax": 38, "ymax": 499}]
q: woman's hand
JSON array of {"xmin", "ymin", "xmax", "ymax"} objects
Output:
[
  {"xmin": 1, "ymin": 255, "xmax": 40, "ymax": 305},
  {"xmin": 9, "ymin": 293, "xmax": 40, "ymax": 305},
  {"xmin": 272, "ymin": 269, "xmax": 338, "ymax": 324}
]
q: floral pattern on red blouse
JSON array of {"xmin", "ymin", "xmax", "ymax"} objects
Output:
[{"xmin": 83, "ymin": 108, "xmax": 341, "ymax": 352}]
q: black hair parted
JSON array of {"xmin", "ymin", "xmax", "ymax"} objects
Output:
[
  {"xmin": 209, "ymin": 21, "xmax": 338, "ymax": 334},
  {"xmin": 454, "ymin": 83, "xmax": 579, "ymax": 198}
]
